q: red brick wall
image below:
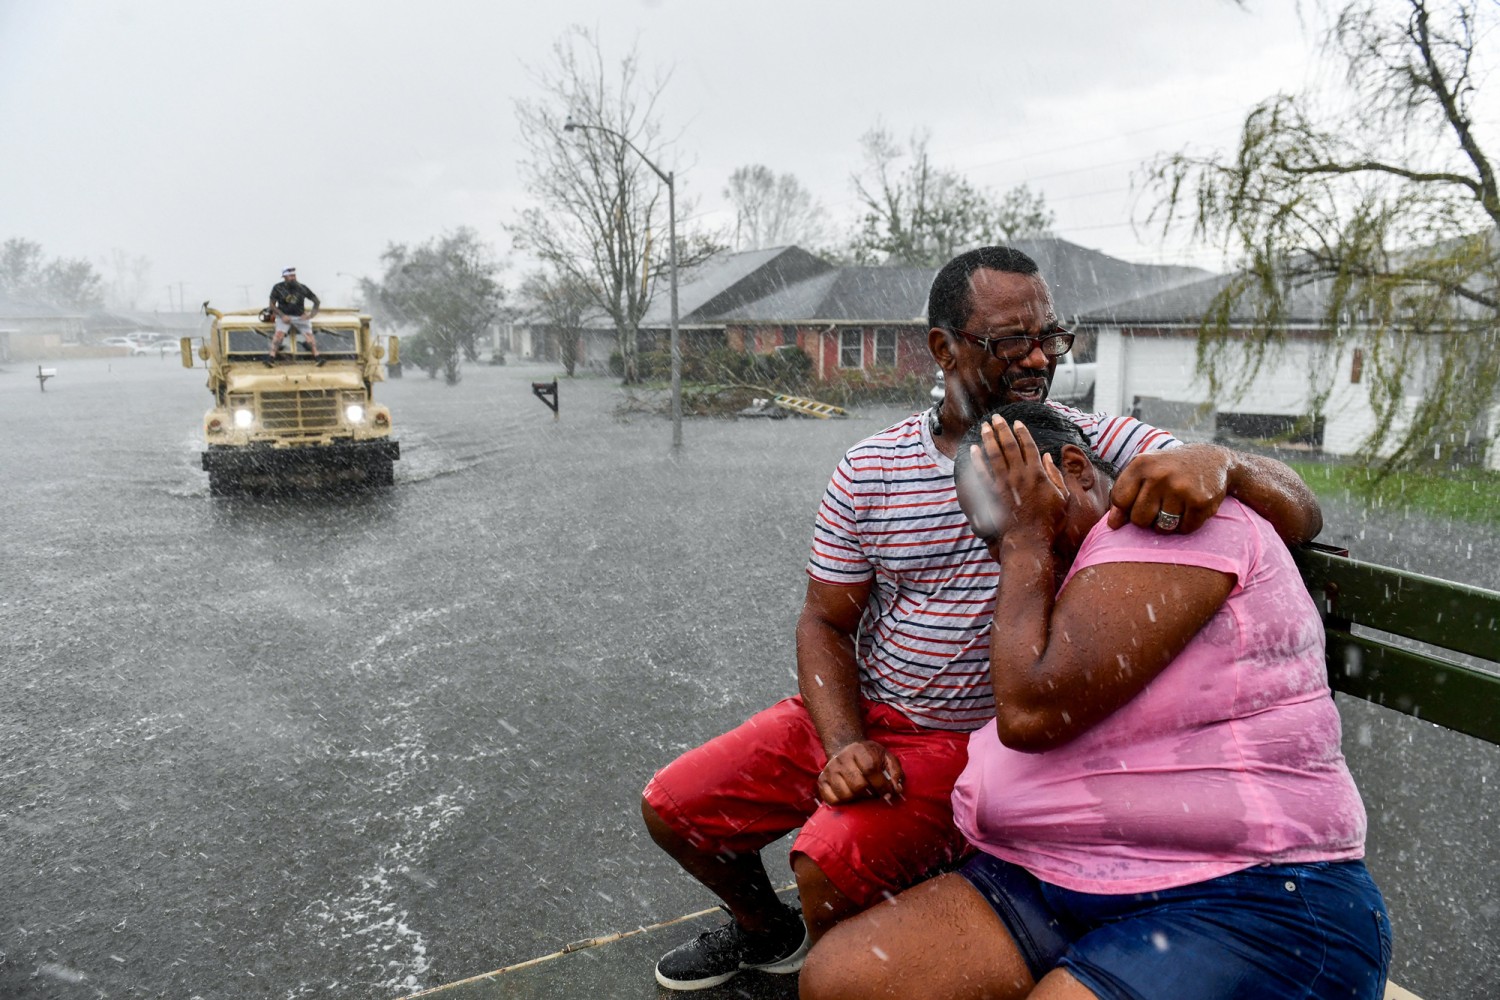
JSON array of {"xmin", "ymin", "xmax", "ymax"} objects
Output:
[{"xmin": 725, "ymin": 323, "xmax": 933, "ymax": 382}]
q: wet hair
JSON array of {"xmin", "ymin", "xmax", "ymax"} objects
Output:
[
  {"xmin": 953, "ymin": 402, "xmax": 1119, "ymax": 485},
  {"xmin": 927, "ymin": 246, "xmax": 1041, "ymax": 334}
]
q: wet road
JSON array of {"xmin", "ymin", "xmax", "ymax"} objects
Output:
[{"xmin": 1, "ymin": 355, "xmax": 1496, "ymax": 998}]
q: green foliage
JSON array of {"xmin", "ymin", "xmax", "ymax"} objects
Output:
[
  {"xmin": 399, "ymin": 333, "xmax": 444, "ymax": 379},
  {"xmin": 849, "ymin": 126, "xmax": 1055, "ymax": 266},
  {"xmin": 364, "ymin": 227, "xmax": 504, "ymax": 387},
  {"xmin": 814, "ymin": 366, "xmax": 934, "ymax": 408},
  {"xmin": 1288, "ymin": 459, "xmax": 1500, "ymax": 527},
  {"xmin": 633, "ymin": 346, "xmax": 817, "ymax": 391},
  {"xmin": 1145, "ymin": 0, "xmax": 1500, "ymax": 476}
]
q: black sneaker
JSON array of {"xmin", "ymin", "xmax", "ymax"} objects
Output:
[
  {"xmin": 315, "ymin": 356, "xmax": 328, "ymax": 367},
  {"xmin": 654, "ymin": 903, "xmax": 808, "ymax": 991},
  {"xmin": 262, "ymin": 354, "xmax": 277, "ymax": 367}
]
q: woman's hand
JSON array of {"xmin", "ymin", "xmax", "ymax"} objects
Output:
[{"xmin": 970, "ymin": 415, "xmax": 1069, "ymax": 548}]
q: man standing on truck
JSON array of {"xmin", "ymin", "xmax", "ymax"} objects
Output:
[{"xmin": 266, "ymin": 267, "xmax": 325, "ymax": 366}]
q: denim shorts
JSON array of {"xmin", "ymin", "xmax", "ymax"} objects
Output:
[{"xmin": 960, "ymin": 854, "xmax": 1391, "ymax": 1000}]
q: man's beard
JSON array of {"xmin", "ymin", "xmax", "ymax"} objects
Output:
[{"xmin": 949, "ymin": 370, "xmax": 1053, "ymax": 425}]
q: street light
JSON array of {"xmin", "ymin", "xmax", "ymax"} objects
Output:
[{"xmin": 563, "ymin": 117, "xmax": 681, "ymax": 449}]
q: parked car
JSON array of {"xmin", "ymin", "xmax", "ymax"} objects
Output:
[
  {"xmin": 99, "ymin": 336, "xmax": 137, "ymax": 352},
  {"xmin": 1050, "ymin": 351, "xmax": 1096, "ymax": 409}
]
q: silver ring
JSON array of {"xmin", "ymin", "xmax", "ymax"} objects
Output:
[{"xmin": 1154, "ymin": 510, "xmax": 1182, "ymax": 532}]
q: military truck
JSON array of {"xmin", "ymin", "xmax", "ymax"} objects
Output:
[{"xmin": 184, "ymin": 306, "xmax": 401, "ymax": 495}]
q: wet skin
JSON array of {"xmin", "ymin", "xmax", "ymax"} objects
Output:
[{"xmin": 929, "ymin": 269, "xmax": 1059, "ymax": 457}]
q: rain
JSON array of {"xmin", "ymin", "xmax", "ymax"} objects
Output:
[{"xmin": 3, "ymin": 3, "xmax": 1499, "ymax": 999}]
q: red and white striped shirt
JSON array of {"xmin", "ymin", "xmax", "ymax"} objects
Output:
[{"xmin": 806, "ymin": 403, "xmax": 1179, "ymax": 731}]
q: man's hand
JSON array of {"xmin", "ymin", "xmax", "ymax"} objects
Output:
[
  {"xmin": 1106, "ymin": 444, "xmax": 1231, "ymax": 535},
  {"xmin": 1106, "ymin": 442, "xmax": 1322, "ymax": 543},
  {"xmin": 817, "ymin": 739, "xmax": 905, "ymax": 805}
]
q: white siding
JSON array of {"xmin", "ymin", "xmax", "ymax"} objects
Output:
[
  {"xmin": 1101, "ymin": 328, "xmax": 1318, "ymax": 415},
  {"xmin": 1096, "ymin": 326, "xmax": 1492, "ymax": 463}
]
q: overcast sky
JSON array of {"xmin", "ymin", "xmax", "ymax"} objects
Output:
[{"xmin": 0, "ymin": 0, "xmax": 1325, "ymax": 313}]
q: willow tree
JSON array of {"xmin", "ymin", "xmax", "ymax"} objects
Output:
[
  {"xmin": 1146, "ymin": 0, "xmax": 1500, "ymax": 473},
  {"xmin": 510, "ymin": 27, "xmax": 671, "ymax": 385}
]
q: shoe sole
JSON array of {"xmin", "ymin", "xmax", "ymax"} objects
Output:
[
  {"xmin": 653, "ymin": 930, "xmax": 809, "ymax": 991},
  {"xmin": 654, "ymin": 966, "xmax": 740, "ymax": 991}
]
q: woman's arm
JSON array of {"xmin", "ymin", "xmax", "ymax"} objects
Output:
[
  {"xmin": 1107, "ymin": 443, "xmax": 1323, "ymax": 545},
  {"xmin": 990, "ymin": 555, "xmax": 1233, "ymax": 752},
  {"xmin": 971, "ymin": 415, "xmax": 1236, "ymax": 752}
]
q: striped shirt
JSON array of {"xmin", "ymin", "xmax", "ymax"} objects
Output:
[{"xmin": 806, "ymin": 403, "xmax": 1179, "ymax": 731}]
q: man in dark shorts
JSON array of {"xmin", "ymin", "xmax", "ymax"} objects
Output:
[
  {"xmin": 639, "ymin": 246, "xmax": 1326, "ymax": 992},
  {"xmin": 266, "ymin": 267, "xmax": 324, "ymax": 365}
]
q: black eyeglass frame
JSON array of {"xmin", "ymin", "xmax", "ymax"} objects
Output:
[{"xmin": 942, "ymin": 326, "xmax": 1075, "ymax": 362}]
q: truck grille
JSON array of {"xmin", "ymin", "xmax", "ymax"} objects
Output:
[{"xmin": 260, "ymin": 390, "xmax": 339, "ymax": 433}]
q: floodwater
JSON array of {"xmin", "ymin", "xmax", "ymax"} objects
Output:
[{"xmin": 0, "ymin": 356, "xmax": 1496, "ymax": 998}]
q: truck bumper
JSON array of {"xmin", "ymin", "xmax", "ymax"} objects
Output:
[{"xmin": 202, "ymin": 439, "xmax": 400, "ymax": 473}]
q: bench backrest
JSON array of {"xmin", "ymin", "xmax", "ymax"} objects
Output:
[{"xmin": 1295, "ymin": 542, "xmax": 1500, "ymax": 746}]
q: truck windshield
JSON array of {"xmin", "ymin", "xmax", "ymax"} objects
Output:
[{"xmin": 223, "ymin": 326, "xmax": 360, "ymax": 358}]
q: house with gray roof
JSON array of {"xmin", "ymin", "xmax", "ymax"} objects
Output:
[
  {"xmin": 1075, "ymin": 270, "xmax": 1337, "ymax": 441},
  {"xmin": 655, "ymin": 237, "xmax": 1210, "ymax": 387},
  {"xmin": 514, "ymin": 237, "xmax": 1228, "ymax": 402},
  {"xmin": 0, "ymin": 296, "xmax": 86, "ymax": 361}
]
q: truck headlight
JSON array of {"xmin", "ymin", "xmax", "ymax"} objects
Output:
[
  {"xmin": 345, "ymin": 404, "xmax": 365, "ymax": 423},
  {"xmin": 233, "ymin": 408, "xmax": 255, "ymax": 428}
]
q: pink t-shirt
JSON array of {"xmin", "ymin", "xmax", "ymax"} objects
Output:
[{"xmin": 951, "ymin": 498, "xmax": 1367, "ymax": 894}]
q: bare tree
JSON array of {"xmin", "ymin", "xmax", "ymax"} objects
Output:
[
  {"xmin": 0, "ymin": 238, "xmax": 45, "ymax": 302},
  {"xmin": 848, "ymin": 126, "xmax": 1055, "ymax": 266},
  {"xmin": 100, "ymin": 248, "xmax": 152, "ymax": 310},
  {"xmin": 1145, "ymin": 0, "xmax": 1500, "ymax": 473},
  {"xmin": 510, "ymin": 27, "xmax": 674, "ymax": 384},
  {"xmin": 0, "ymin": 237, "xmax": 105, "ymax": 310},
  {"xmin": 724, "ymin": 165, "xmax": 828, "ymax": 250},
  {"xmin": 519, "ymin": 268, "xmax": 596, "ymax": 376}
]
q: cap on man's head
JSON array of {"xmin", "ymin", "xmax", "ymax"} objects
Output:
[{"xmin": 281, "ymin": 267, "xmax": 296, "ymax": 277}]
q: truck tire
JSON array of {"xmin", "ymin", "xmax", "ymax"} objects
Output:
[{"xmin": 1079, "ymin": 386, "xmax": 1095, "ymax": 411}]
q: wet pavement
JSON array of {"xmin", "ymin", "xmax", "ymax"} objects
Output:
[{"xmin": 0, "ymin": 355, "xmax": 1496, "ymax": 998}]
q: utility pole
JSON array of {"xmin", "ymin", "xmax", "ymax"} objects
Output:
[{"xmin": 562, "ymin": 117, "xmax": 682, "ymax": 450}]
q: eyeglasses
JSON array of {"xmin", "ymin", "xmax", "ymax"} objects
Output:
[{"xmin": 945, "ymin": 327, "xmax": 1074, "ymax": 362}]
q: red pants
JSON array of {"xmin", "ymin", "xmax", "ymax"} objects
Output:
[{"xmin": 643, "ymin": 696, "xmax": 972, "ymax": 907}]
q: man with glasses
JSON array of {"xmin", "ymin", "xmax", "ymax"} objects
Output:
[{"xmin": 640, "ymin": 246, "xmax": 1324, "ymax": 991}]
